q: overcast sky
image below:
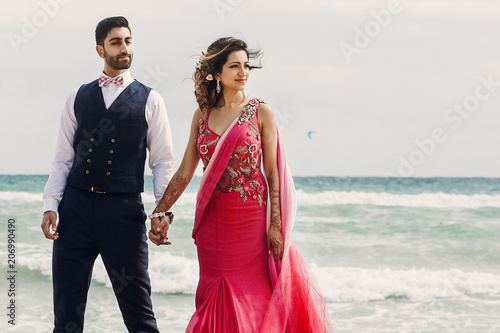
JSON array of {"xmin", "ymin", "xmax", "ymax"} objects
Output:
[{"xmin": 1, "ymin": 0, "xmax": 499, "ymax": 177}]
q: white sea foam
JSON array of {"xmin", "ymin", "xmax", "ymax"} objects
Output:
[
  {"xmin": 18, "ymin": 245, "xmax": 53, "ymax": 277},
  {"xmin": 311, "ymin": 265, "xmax": 500, "ymax": 302},
  {"xmin": 296, "ymin": 190, "xmax": 500, "ymax": 208},
  {"xmin": 0, "ymin": 191, "xmax": 197, "ymax": 206},
  {"xmin": 0, "ymin": 191, "xmax": 43, "ymax": 202},
  {"xmin": 91, "ymin": 252, "xmax": 199, "ymax": 294},
  {"xmin": 13, "ymin": 243, "xmax": 200, "ymax": 295},
  {"xmin": 3, "ymin": 190, "xmax": 499, "ymax": 208},
  {"xmin": 12, "ymin": 243, "xmax": 500, "ymax": 303}
]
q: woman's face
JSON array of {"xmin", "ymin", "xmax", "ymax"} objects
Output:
[{"xmin": 217, "ymin": 50, "xmax": 250, "ymax": 92}]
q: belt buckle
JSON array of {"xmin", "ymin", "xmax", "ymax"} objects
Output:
[{"xmin": 90, "ymin": 186, "xmax": 106, "ymax": 194}]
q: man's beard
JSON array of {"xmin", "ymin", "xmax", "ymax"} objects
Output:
[{"xmin": 103, "ymin": 48, "xmax": 133, "ymax": 70}]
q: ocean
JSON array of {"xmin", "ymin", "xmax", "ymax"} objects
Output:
[{"xmin": 1, "ymin": 175, "xmax": 499, "ymax": 332}]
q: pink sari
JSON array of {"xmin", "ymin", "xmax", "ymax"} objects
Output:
[{"xmin": 189, "ymin": 104, "xmax": 334, "ymax": 332}]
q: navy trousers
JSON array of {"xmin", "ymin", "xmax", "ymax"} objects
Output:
[{"xmin": 52, "ymin": 186, "xmax": 159, "ymax": 333}]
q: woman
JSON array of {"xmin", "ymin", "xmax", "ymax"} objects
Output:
[{"xmin": 149, "ymin": 37, "xmax": 333, "ymax": 332}]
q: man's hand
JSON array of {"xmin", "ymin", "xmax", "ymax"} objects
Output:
[
  {"xmin": 267, "ymin": 224, "xmax": 284, "ymax": 263},
  {"xmin": 41, "ymin": 211, "xmax": 59, "ymax": 240},
  {"xmin": 148, "ymin": 216, "xmax": 171, "ymax": 246}
]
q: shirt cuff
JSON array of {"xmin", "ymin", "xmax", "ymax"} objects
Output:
[{"xmin": 43, "ymin": 198, "xmax": 60, "ymax": 214}]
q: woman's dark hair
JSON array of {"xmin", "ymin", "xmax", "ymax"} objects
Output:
[
  {"xmin": 95, "ymin": 16, "xmax": 131, "ymax": 46},
  {"xmin": 193, "ymin": 37, "xmax": 262, "ymax": 111}
]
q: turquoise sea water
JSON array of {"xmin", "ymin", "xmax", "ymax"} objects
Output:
[{"xmin": 1, "ymin": 175, "xmax": 500, "ymax": 332}]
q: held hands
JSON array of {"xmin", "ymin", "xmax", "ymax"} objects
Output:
[
  {"xmin": 267, "ymin": 224, "xmax": 284, "ymax": 263},
  {"xmin": 41, "ymin": 211, "xmax": 59, "ymax": 240},
  {"xmin": 148, "ymin": 215, "xmax": 171, "ymax": 246}
]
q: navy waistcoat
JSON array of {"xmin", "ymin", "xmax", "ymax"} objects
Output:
[{"xmin": 67, "ymin": 79, "xmax": 151, "ymax": 193}]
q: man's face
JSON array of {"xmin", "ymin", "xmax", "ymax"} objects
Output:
[{"xmin": 97, "ymin": 27, "xmax": 133, "ymax": 70}]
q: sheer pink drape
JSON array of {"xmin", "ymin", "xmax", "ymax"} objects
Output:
[{"xmin": 261, "ymin": 129, "xmax": 334, "ymax": 332}]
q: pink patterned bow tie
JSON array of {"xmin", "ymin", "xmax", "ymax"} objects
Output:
[{"xmin": 98, "ymin": 74, "xmax": 124, "ymax": 87}]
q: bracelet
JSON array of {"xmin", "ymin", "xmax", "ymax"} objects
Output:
[{"xmin": 148, "ymin": 211, "xmax": 174, "ymax": 224}]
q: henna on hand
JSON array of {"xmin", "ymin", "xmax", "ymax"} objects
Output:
[
  {"xmin": 267, "ymin": 224, "xmax": 284, "ymax": 262},
  {"xmin": 149, "ymin": 173, "xmax": 189, "ymax": 246},
  {"xmin": 267, "ymin": 176, "xmax": 282, "ymax": 230},
  {"xmin": 267, "ymin": 175, "xmax": 284, "ymax": 261},
  {"xmin": 154, "ymin": 173, "xmax": 189, "ymax": 214}
]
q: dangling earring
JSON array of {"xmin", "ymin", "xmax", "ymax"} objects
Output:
[{"xmin": 216, "ymin": 80, "xmax": 221, "ymax": 94}]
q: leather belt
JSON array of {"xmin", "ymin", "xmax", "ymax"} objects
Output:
[{"xmin": 89, "ymin": 186, "xmax": 106, "ymax": 194}]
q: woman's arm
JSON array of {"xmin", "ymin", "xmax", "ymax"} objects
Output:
[
  {"xmin": 259, "ymin": 103, "xmax": 284, "ymax": 262},
  {"xmin": 149, "ymin": 109, "xmax": 202, "ymax": 245}
]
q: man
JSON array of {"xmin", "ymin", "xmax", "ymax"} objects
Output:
[{"xmin": 41, "ymin": 16, "xmax": 174, "ymax": 332}]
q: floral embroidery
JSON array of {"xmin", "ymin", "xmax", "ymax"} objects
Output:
[
  {"xmin": 237, "ymin": 98, "xmax": 261, "ymax": 126},
  {"xmin": 197, "ymin": 98, "xmax": 266, "ymax": 205},
  {"xmin": 199, "ymin": 145, "xmax": 208, "ymax": 155},
  {"xmin": 197, "ymin": 110, "xmax": 220, "ymax": 171},
  {"xmin": 248, "ymin": 144, "xmax": 258, "ymax": 154},
  {"xmin": 248, "ymin": 123, "xmax": 261, "ymax": 139},
  {"xmin": 225, "ymin": 132, "xmax": 265, "ymax": 205},
  {"xmin": 226, "ymin": 165, "xmax": 265, "ymax": 205},
  {"xmin": 236, "ymin": 175, "xmax": 245, "ymax": 184},
  {"xmin": 257, "ymin": 185, "xmax": 265, "ymax": 195},
  {"xmin": 250, "ymin": 168, "xmax": 259, "ymax": 178}
]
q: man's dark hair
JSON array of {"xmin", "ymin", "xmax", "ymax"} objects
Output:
[{"xmin": 95, "ymin": 16, "xmax": 131, "ymax": 46}]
